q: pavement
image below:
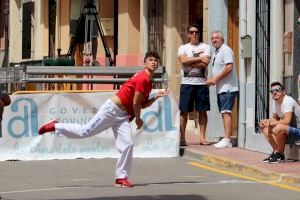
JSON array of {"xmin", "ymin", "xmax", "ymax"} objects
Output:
[{"xmin": 181, "ymin": 129, "xmax": 300, "ymax": 189}]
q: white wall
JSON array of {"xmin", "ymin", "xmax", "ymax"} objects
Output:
[
  {"xmin": 206, "ymin": 0, "xmax": 229, "ymax": 141},
  {"xmin": 10, "ymin": 0, "xmax": 47, "ymax": 63}
]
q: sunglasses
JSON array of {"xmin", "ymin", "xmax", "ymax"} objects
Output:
[
  {"xmin": 189, "ymin": 30, "xmax": 199, "ymax": 34},
  {"xmin": 270, "ymin": 88, "xmax": 283, "ymax": 94}
]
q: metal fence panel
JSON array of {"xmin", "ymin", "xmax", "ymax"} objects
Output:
[{"xmin": 255, "ymin": 0, "xmax": 270, "ymax": 133}]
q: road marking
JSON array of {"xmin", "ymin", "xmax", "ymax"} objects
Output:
[
  {"xmin": 72, "ymin": 178, "xmax": 92, "ymax": 181},
  {"xmin": 0, "ymin": 187, "xmax": 89, "ymax": 194},
  {"xmin": 184, "ymin": 175, "xmax": 205, "ymax": 178},
  {"xmin": 145, "ymin": 180, "xmax": 253, "ymax": 186},
  {"xmin": 0, "ymin": 181, "xmax": 243, "ymax": 195},
  {"xmin": 0, "ymin": 180, "xmax": 255, "ymax": 194},
  {"xmin": 188, "ymin": 161, "xmax": 300, "ymax": 192}
]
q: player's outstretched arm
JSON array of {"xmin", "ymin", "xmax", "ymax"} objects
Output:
[{"xmin": 142, "ymin": 88, "xmax": 171, "ymax": 108}]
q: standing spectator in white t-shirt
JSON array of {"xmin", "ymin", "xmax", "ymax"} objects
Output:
[
  {"xmin": 177, "ymin": 24, "xmax": 211, "ymax": 146},
  {"xmin": 206, "ymin": 30, "xmax": 239, "ymax": 148},
  {"xmin": 259, "ymin": 82, "xmax": 300, "ymax": 163}
]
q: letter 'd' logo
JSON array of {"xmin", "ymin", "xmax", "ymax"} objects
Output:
[{"xmin": 8, "ymin": 98, "xmax": 39, "ymax": 138}]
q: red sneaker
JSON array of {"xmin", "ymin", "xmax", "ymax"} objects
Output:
[
  {"xmin": 38, "ymin": 119, "xmax": 58, "ymax": 135},
  {"xmin": 115, "ymin": 178, "xmax": 133, "ymax": 188}
]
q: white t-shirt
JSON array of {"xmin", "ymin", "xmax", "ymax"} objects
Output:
[
  {"xmin": 211, "ymin": 44, "xmax": 239, "ymax": 94},
  {"xmin": 178, "ymin": 43, "xmax": 211, "ymax": 85},
  {"xmin": 273, "ymin": 95, "xmax": 300, "ymax": 128}
]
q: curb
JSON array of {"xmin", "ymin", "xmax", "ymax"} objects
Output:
[{"xmin": 183, "ymin": 148, "xmax": 300, "ymax": 188}]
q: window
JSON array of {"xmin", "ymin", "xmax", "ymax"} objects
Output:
[
  {"xmin": 148, "ymin": 0, "xmax": 164, "ymax": 62},
  {"xmin": 22, "ymin": 2, "xmax": 34, "ymax": 59},
  {"xmin": 0, "ymin": 1, "xmax": 3, "ymax": 48},
  {"xmin": 49, "ymin": 0, "xmax": 56, "ymax": 58},
  {"xmin": 255, "ymin": 0, "xmax": 270, "ymax": 132}
]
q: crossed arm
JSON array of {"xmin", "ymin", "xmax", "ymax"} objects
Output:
[{"xmin": 178, "ymin": 54, "xmax": 210, "ymax": 68}]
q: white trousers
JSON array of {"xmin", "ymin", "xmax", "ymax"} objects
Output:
[{"xmin": 55, "ymin": 99, "xmax": 133, "ymax": 179}]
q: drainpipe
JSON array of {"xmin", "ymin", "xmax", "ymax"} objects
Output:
[
  {"xmin": 140, "ymin": 0, "xmax": 148, "ymax": 55},
  {"xmin": 56, "ymin": 0, "xmax": 61, "ymax": 57},
  {"xmin": 4, "ymin": 0, "xmax": 9, "ymax": 68},
  {"xmin": 238, "ymin": 0, "xmax": 247, "ymax": 148},
  {"xmin": 269, "ymin": 1, "xmax": 284, "ymax": 115},
  {"xmin": 270, "ymin": 1, "xmax": 284, "ymax": 83}
]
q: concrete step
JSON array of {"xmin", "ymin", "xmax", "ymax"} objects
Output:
[{"xmin": 285, "ymin": 144, "xmax": 300, "ymax": 160}]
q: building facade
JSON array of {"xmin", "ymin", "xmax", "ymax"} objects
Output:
[
  {"xmin": 6, "ymin": 0, "xmax": 299, "ymax": 154},
  {"xmin": 7, "ymin": 0, "xmax": 238, "ymax": 144},
  {"xmin": 239, "ymin": 0, "xmax": 300, "ymax": 157},
  {"xmin": 0, "ymin": 0, "xmax": 9, "ymax": 69}
]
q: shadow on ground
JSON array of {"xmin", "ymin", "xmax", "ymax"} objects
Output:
[{"xmin": 57, "ymin": 195, "xmax": 206, "ymax": 200}]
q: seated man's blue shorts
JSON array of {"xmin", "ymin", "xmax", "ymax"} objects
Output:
[{"xmin": 287, "ymin": 127, "xmax": 300, "ymax": 144}]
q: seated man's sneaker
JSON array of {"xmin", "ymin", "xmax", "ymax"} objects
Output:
[
  {"xmin": 214, "ymin": 138, "xmax": 232, "ymax": 149},
  {"xmin": 115, "ymin": 178, "xmax": 133, "ymax": 188},
  {"xmin": 262, "ymin": 152, "xmax": 275, "ymax": 163},
  {"xmin": 268, "ymin": 152, "xmax": 285, "ymax": 164},
  {"xmin": 38, "ymin": 119, "xmax": 58, "ymax": 135}
]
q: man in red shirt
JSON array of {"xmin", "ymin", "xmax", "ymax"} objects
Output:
[{"xmin": 39, "ymin": 51, "xmax": 169, "ymax": 188}]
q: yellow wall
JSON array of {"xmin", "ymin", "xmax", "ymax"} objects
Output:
[
  {"xmin": 97, "ymin": 0, "xmax": 114, "ymax": 58},
  {"xmin": 118, "ymin": 0, "xmax": 140, "ymax": 54},
  {"xmin": 9, "ymin": 0, "xmax": 22, "ymax": 63},
  {"xmin": 10, "ymin": 0, "xmax": 49, "ymax": 62},
  {"xmin": 41, "ymin": 0, "xmax": 49, "ymax": 58},
  {"xmin": 57, "ymin": 0, "xmax": 70, "ymax": 56}
]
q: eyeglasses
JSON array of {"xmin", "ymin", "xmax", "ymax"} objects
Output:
[
  {"xmin": 189, "ymin": 30, "xmax": 199, "ymax": 34},
  {"xmin": 270, "ymin": 88, "xmax": 283, "ymax": 94}
]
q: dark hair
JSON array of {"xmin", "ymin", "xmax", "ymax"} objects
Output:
[
  {"xmin": 0, "ymin": 92, "xmax": 11, "ymax": 106},
  {"xmin": 271, "ymin": 81, "xmax": 284, "ymax": 90},
  {"xmin": 144, "ymin": 51, "xmax": 160, "ymax": 63},
  {"xmin": 187, "ymin": 24, "xmax": 199, "ymax": 32}
]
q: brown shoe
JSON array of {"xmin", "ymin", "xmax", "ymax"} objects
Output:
[{"xmin": 200, "ymin": 141, "xmax": 210, "ymax": 145}]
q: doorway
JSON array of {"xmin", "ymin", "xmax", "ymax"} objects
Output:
[
  {"xmin": 189, "ymin": 0, "xmax": 203, "ymax": 42},
  {"xmin": 49, "ymin": 0, "xmax": 56, "ymax": 58},
  {"xmin": 227, "ymin": 0, "xmax": 239, "ymax": 137}
]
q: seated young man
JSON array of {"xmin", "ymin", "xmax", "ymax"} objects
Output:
[{"xmin": 259, "ymin": 82, "xmax": 300, "ymax": 163}]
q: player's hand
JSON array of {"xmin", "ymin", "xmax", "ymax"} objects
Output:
[
  {"xmin": 135, "ymin": 118, "xmax": 144, "ymax": 130},
  {"xmin": 155, "ymin": 88, "xmax": 171, "ymax": 98}
]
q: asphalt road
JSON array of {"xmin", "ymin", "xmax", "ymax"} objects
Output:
[{"xmin": 0, "ymin": 157, "xmax": 299, "ymax": 200}]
